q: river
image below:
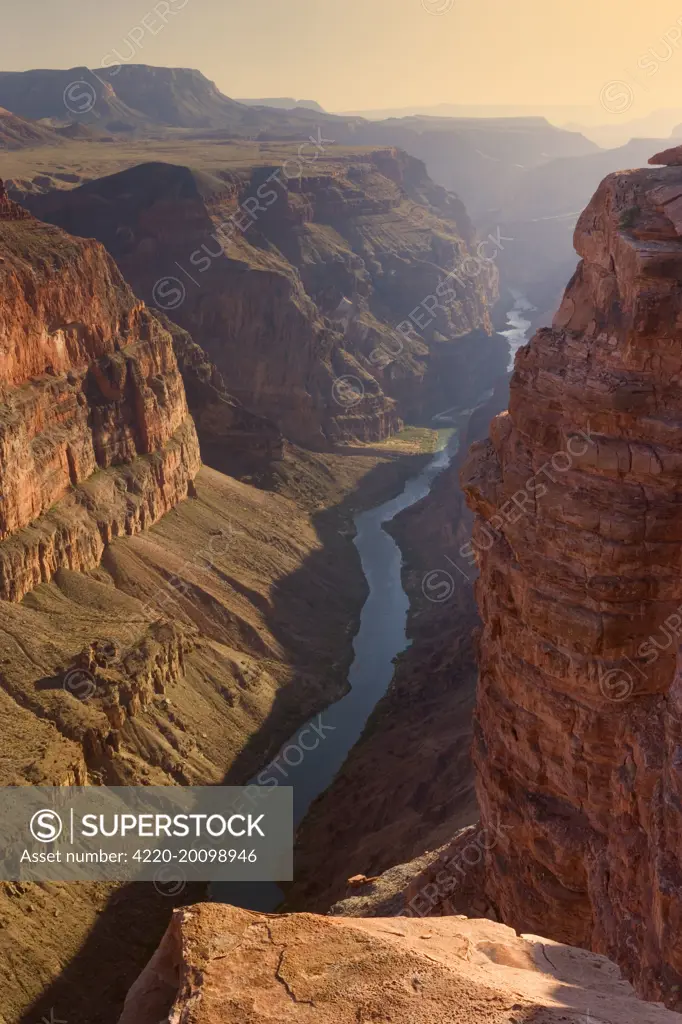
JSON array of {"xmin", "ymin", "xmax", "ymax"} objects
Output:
[
  {"xmin": 214, "ymin": 300, "xmax": 535, "ymax": 911},
  {"xmin": 500, "ymin": 289, "xmax": 536, "ymax": 370},
  {"xmin": 212, "ymin": 428, "xmax": 459, "ymax": 911}
]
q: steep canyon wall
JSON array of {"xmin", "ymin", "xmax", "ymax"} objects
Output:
[
  {"xmin": 28, "ymin": 149, "xmax": 505, "ymax": 445},
  {"xmin": 461, "ymin": 153, "xmax": 682, "ymax": 1009},
  {"xmin": 0, "ymin": 209, "xmax": 200, "ymax": 600}
]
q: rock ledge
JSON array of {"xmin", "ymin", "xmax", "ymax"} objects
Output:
[{"xmin": 118, "ymin": 903, "xmax": 682, "ymax": 1023}]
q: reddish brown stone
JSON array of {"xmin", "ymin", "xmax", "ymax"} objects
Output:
[
  {"xmin": 649, "ymin": 145, "xmax": 682, "ymax": 166},
  {"xmin": 118, "ymin": 902, "xmax": 682, "ymax": 1024},
  {"xmin": 0, "ymin": 213, "xmax": 200, "ymax": 600},
  {"xmin": 461, "ymin": 157, "xmax": 682, "ymax": 1009},
  {"xmin": 0, "ymin": 178, "xmax": 32, "ymax": 220}
]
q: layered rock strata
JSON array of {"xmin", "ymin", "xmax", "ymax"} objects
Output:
[
  {"xmin": 461, "ymin": 156, "xmax": 682, "ymax": 1008},
  {"xmin": 0, "ymin": 209, "xmax": 200, "ymax": 600},
  {"xmin": 28, "ymin": 150, "xmax": 504, "ymax": 445}
]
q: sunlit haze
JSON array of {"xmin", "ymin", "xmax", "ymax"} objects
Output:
[{"xmin": 5, "ymin": 0, "xmax": 682, "ymax": 121}]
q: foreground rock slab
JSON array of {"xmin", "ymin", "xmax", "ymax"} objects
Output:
[{"xmin": 118, "ymin": 903, "xmax": 681, "ymax": 1023}]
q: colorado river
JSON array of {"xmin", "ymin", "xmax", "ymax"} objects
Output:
[
  {"xmin": 500, "ymin": 289, "xmax": 535, "ymax": 369},
  {"xmin": 212, "ymin": 428, "xmax": 459, "ymax": 911}
]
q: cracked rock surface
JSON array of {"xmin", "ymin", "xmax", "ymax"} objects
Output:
[{"xmin": 118, "ymin": 903, "xmax": 682, "ymax": 1023}]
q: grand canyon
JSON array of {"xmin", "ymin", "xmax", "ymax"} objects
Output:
[{"xmin": 3, "ymin": 3, "xmax": 682, "ymax": 1020}]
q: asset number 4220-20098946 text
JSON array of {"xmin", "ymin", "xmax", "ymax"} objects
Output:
[{"xmin": 132, "ymin": 849, "xmax": 257, "ymax": 863}]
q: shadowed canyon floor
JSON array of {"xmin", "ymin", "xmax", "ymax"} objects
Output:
[{"xmin": 287, "ymin": 385, "xmax": 511, "ymax": 913}]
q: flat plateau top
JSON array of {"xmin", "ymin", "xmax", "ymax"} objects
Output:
[{"xmin": 2, "ymin": 135, "xmax": 381, "ymax": 191}]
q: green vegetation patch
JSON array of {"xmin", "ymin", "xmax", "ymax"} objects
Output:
[{"xmin": 619, "ymin": 205, "xmax": 640, "ymax": 231}]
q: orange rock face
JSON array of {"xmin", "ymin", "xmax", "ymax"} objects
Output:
[
  {"xmin": 0, "ymin": 211, "xmax": 200, "ymax": 600},
  {"xmin": 118, "ymin": 903, "xmax": 682, "ymax": 1024},
  {"xmin": 0, "ymin": 177, "xmax": 32, "ymax": 221},
  {"xmin": 461, "ymin": 159, "xmax": 682, "ymax": 1008}
]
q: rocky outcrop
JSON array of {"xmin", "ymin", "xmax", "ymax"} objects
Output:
[
  {"xmin": 649, "ymin": 145, "xmax": 682, "ymax": 166},
  {"xmin": 118, "ymin": 902, "xmax": 682, "ymax": 1024},
  {"xmin": 0, "ymin": 176, "xmax": 32, "ymax": 218},
  {"xmin": 28, "ymin": 150, "xmax": 503, "ymax": 445},
  {"xmin": 461, "ymin": 157, "xmax": 682, "ymax": 1009}
]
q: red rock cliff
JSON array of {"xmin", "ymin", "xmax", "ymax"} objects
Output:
[
  {"xmin": 0, "ymin": 195, "xmax": 200, "ymax": 600},
  {"xmin": 461, "ymin": 155, "xmax": 682, "ymax": 1008}
]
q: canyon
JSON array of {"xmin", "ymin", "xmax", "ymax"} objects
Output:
[
  {"xmin": 3, "ymin": 61, "xmax": 682, "ymax": 1024},
  {"xmin": 7, "ymin": 61, "xmax": 674, "ymax": 360},
  {"xmin": 25, "ymin": 147, "xmax": 500, "ymax": 445},
  {"xmin": 0, "ymin": 62, "xmax": 616, "ymax": 365},
  {"xmin": 287, "ymin": 383, "xmax": 511, "ymax": 913},
  {"xmin": 0, "ymin": 176, "xmax": 495, "ymax": 1021},
  {"xmin": 7, "ymin": 63, "xmax": 681, "ymax": 343},
  {"xmin": 0, "ymin": 118, "xmax": 516, "ymax": 1018}
]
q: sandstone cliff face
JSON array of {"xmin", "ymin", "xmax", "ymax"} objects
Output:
[
  {"xmin": 118, "ymin": 902, "xmax": 682, "ymax": 1024},
  {"xmin": 461, "ymin": 157, "xmax": 682, "ymax": 1009},
  {"xmin": 0, "ymin": 208, "xmax": 200, "ymax": 600},
  {"xmin": 28, "ymin": 150, "xmax": 503, "ymax": 445}
]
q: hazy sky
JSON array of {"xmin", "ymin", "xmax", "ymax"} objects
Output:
[{"xmin": 5, "ymin": 0, "xmax": 682, "ymax": 118}]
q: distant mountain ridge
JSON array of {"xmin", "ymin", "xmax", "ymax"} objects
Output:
[
  {"xmin": 0, "ymin": 67, "xmax": 150, "ymax": 129},
  {"xmin": 0, "ymin": 64, "xmax": 600, "ymax": 169},
  {"xmin": 0, "ymin": 65, "xmax": 331, "ymax": 134},
  {"xmin": 236, "ymin": 97, "xmax": 325, "ymax": 112}
]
